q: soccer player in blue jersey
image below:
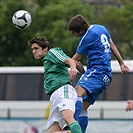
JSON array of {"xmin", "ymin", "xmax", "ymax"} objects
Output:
[{"xmin": 67, "ymin": 14, "xmax": 130, "ymax": 133}]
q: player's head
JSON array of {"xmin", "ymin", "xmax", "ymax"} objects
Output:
[
  {"xmin": 28, "ymin": 36, "xmax": 51, "ymax": 50},
  {"xmin": 67, "ymin": 14, "xmax": 89, "ymax": 37},
  {"xmin": 28, "ymin": 36, "xmax": 51, "ymax": 59}
]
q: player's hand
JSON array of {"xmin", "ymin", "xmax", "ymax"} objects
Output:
[
  {"xmin": 126, "ymin": 100, "xmax": 133, "ymax": 111},
  {"xmin": 75, "ymin": 61, "xmax": 85, "ymax": 74},
  {"xmin": 120, "ymin": 64, "xmax": 130, "ymax": 74},
  {"xmin": 69, "ymin": 68, "xmax": 77, "ymax": 80}
]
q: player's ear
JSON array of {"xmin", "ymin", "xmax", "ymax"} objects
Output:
[
  {"xmin": 80, "ymin": 30, "xmax": 85, "ymax": 35},
  {"xmin": 43, "ymin": 47, "xmax": 48, "ymax": 52},
  {"xmin": 46, "ymin": 47, "xmax": 49, "ymax": 51}
]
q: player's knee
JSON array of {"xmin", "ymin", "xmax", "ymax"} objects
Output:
[
  {"xmin": 62, "ymin": 113, "xmax": 71, "ymax": 121},
  {"xmin": 62, "ymin": 110, "xmax": 75, "ymax": 124},
  {"xmin": 82, "ymin": 101, "xmax": 91, "ymax": 110},
  {"xmin": 62, "ymin": 115, "xmax": 69, "ymax": 122},
  {"xmin": 75, "ymin": 86, "xmax": 86, "ymax": 96}
]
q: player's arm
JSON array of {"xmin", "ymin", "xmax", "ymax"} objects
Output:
[
  {"xmin": 65, "ymin": 58, "xmax": 77, "ymax": 80},
  {"xmin": 110, "ymin": 38, "xmax": 129, "ymax": 73},
  {"xmin": 72, "ymin": 53, "xmax": 85, "ymax": 74}
]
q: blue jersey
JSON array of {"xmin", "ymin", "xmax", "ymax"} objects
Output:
[{"xmin": 77, "ymin": 24, "xmax": 112, "ymax": 72}]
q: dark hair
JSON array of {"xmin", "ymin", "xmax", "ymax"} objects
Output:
[
  {"xmin": 67, "ymin": 14, "xmax": 89, "ymax": 33},
  {"xmin": 28, "ymin": 36, "xmax": 51, "ymax": 50}
]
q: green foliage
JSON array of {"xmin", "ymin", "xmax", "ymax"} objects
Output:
[
  {"xmin": 0, "ymin": 0, "xmax": 35, "ymax": 66},
  {"xmin": 0, "ymin": 0, "xmax": 132, "ymax": 66},
  {"xmin": 92, "ymin": 1, "xmax": 133, "ymax": 59}
]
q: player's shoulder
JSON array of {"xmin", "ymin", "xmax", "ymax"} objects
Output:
[
  {"xmin": 50, "ymin": 47, "xmax": 63, "ymax": 52},
  {"xmin": 91, "ymin": 24, "xmax": 106, "ymax": 30},
  {"xmin": 93, "ymin": 24, "xmax": 104, "ymax": 27},
  {"xmin": 48, "ymin": 48, "xmax": 61, "ymax": 55},
  {"xmin": 49, "ymin": 48, "xmax": 66, "ymax": 57},
  {"xmin": 81, "ymin": 25, "xmax": 98, "ymax": 41}
]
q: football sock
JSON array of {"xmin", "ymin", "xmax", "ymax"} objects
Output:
[
  {"xmin": 74, "ymin": 96, "xmax": 83, "ymax": 121},
  {"xmin": 78, "ymin": 110, "xmax": 89, "ymax": 133},
  {"xmin": 69, "ymin": 122, "xmax": 82, "ymax": 133}
]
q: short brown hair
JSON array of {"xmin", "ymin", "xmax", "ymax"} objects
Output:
[
  {"xmin": 67, "ymin": 14, "xmax": 89, "ymax": 33},
  {"xmin": 28, "ymin": 36, "xmax": 51, "ymax": 50}
]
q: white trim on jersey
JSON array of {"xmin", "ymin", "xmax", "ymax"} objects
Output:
[
  {"xmin": 50, "ymin": 49, "xmax": 66, "ymax": 62},
  {"xmin": 79, "ymin": 25, "xmax": 94, "ymax": 46}
]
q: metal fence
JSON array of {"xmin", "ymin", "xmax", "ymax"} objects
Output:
[{"xmin": 1, "ymin": 108, "xmax": 132, "ymax": 120}]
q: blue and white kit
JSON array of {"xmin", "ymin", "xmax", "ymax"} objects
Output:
[{"xmin": 76, "ymin": 24, "xmax": 112, "ymax": 104}]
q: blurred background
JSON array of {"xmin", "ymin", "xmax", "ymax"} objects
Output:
[{"xmin": 0, "ymin": 0, "xmax": 133, "ymax": 133}]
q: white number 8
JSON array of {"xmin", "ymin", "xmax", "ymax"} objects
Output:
[{"xmin": 101, "ymin": 34, "xmax": 110, "ymax": 52}]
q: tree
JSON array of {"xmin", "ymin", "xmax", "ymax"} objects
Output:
[
  {"xmin": 0, "ymin": 0, "xmax": 34, "ymax": 66},
  {"xmin": 0, "ymin": 0, "xmax": 93, "ymax": 66},
  {"xmin": 92, "ymin": 0, "xmax": 133, "ymax": 59},
  {"xmin": 0, "ymin": 0, "xmax": 132, "ymax": 66}
]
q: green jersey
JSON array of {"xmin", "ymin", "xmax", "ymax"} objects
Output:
[{"xmin": 43, "ymin": 48, "xmax": 72, "ymax": 95}]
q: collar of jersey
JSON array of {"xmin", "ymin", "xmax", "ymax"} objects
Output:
[
  {"xmin": 79, "ymin": 25, "xmax": 94, "ymax": 46},
  {"xmin": 80, "ymin": 25, "xmax": 93, "ymax": 38}
]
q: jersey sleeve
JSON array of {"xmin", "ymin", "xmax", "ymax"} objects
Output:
[
  {"xmin": 47, "ymin": 48, "xmax": 69, "ymax": 65},
  {"xmin": 76, "ymin": 34, "xmax": 94, "ymax": 55},
  {"xmin": 76, "ymin": 40, "xmax": 88, "ymax": 55}
]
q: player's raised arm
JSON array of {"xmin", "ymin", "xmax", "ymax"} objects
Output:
[
  {"xmin": 65, "ymin": 58, "xmax": 77, "ymax": 80},
  {"xmin": 110, "ymin": 38, "xmax": 130, "ymax": 74},
  {"xmin": 72, "ymin": 53, "xmax": 85, "ymax": 74}
]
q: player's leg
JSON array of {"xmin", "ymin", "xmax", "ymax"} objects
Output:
[
  {"xmin": 78, "ymin": 89, "xmax": 103, "ymax": 133},
  {"xmin": 74, "ymin": 86, "xmax": 86, "ymax": 121},
  {"xmin": 75, "ymin": 69, "xmax": 104, "ymax": 132},
  {"xmin": 46, "ymin": 106, "xmax": 62, "ymax": 133},
  {"xmin": 47, "ymin": 122, "xmax": 60, "ymax": 133},
  {"xmin": 78, "ymin": 101, "xmax": 90, "ymax": 133},
  {"xmin": 60, "ymin": 84, "xmax": 82, "ymax": 133},
  {"xmin": 46, "ymin": 88, "xmax": 64, "ymax": 133},
  {"xmin": 62, "ymin": 109, "xmax": 82, "ymax": 133}
]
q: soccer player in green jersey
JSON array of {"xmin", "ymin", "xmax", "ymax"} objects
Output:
[{"xmin": 28, "ymin": 36, "xmax": 82, "ymax": 133}]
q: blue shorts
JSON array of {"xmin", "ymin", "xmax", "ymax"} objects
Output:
[{"xmin": 76, "ymin": 68, "xmax": 112, "ymax": 104}]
